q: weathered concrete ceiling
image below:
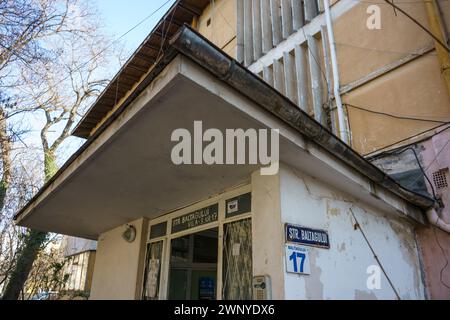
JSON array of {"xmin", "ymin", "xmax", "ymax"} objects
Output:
[{"xmin": 16, "ymin": 56, "xmax": 426, "ymax": 239}]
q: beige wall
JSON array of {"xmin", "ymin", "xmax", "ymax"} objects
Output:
[
  {"xmin": 90, "ymin": 218, "xmax": 147, "ymax": 300},
  {"xmin": 332, "ymin": 0, "xmax": 450, "ymax": 154},
  {"xmin": 334, "ymin": 1, "xmax": 432, "ymax": 86},
  {"xmin": 251, "ymin": 170, "xmax": 285, "ymax": 299},
  {"xmin": 197, "ymin": 0, "xmax": 237, "ymax": 58},
  {"xmin": 344, "ymin": 53, "xmax": 450, "ymax": 154}
]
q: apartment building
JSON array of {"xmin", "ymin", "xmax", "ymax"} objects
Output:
[{"xmin": 14, "ymin": 0, "xmax": 450, "ymax": 299}]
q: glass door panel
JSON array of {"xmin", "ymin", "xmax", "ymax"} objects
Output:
[{"xmin": 168, "ymin": 228, "xmax": 218, "ymax": 300}]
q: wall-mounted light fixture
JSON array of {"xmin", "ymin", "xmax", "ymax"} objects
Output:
[{"xmin": 122, "ymin": 224, "xmax": 137, "ymax": 243}]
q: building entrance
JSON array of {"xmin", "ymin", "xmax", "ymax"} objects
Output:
[{"xmin": 168, "ymin": 228, "xmax": 218, "ymax": 300}]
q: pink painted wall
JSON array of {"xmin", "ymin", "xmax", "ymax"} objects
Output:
[
  {"xmin": 422, "ymin": 128, "xmax": 450, "ymax": 222},
  {"xmin": 417, "ymin": 127, "xmax": 450, "ymax": 299}
]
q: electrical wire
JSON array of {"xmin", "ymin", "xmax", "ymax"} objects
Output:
[
  {"xmin": 39, "ymin": 0, "xmax": 174, "ymax": 92},
  {"xmin": 432, "ymin": 220, "xmax": 450, "ymax": 290},
  {"xmin": 153, "ymin": 3, "xmax": 178, "ymax": 66},
  {"xmin": 349, "ymin": 207, "xmax": 401, "ymax": 300},
  {"xmin": 301, "ymin": 28, "xmax": 330, "ymax": 96},
  {"xmin": 364, "ymin": 123, "xmax": 450, "ymax": 157},
  {"xmin": 404, "ymin": 138, "xmax": 450, "ymax": 191},
  {"xmin": 382, "ymin": 0, "xmax": 450, "ymax": 53},
  {"xmin": 301, "ymin": 27, "xmax": 333, "ymax": 113},
  {"xmin": 369, "ymin": 146, "xmax": 438, "ymax": 199},
  {"xmin": 345, "ymin": 103, "xmax": 450, "ymax": 124}
]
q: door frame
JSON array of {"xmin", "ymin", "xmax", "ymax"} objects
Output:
[{"xmin": 142, "ymin": 184, "xmax": 253, "ymax": 300}]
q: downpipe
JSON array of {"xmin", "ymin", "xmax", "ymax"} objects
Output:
[
  {"xmin": 427, "ymin": 207, "xmax": 450, "ymax": 234},
  {"xmin": 323, "ymin": 0, "xmax": 350, "ymax": 145}
]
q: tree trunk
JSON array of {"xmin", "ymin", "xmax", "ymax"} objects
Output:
[
  {"xmin": 0, "ymin": 180, "xmax": 7, "ymax": 212},
  {"xmin": 1, "ymin": 151, "xmax": 57, "ymax": 300},
  {"xmin": 1, "ymin": 230, "xmax": 48, "ymax": 300},
  {"xmin": 0, "ymin": 107, "xmax": 11, "ymax": 211},
  {"xmin": 44, "ymin": 150, "xmax": 58, "ymax": 182}
]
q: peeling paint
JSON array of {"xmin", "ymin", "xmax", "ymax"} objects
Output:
[
  {"xmin": 304, "ymin": 250, "xmax": 324, "ymax": 299},
  {"xmin": 326, "ymin": 200, "xmax": 341, "ymax": 217},
  {"xmin": 338, "ymin": 242, "xmax": 346, "ymax": 252},
  {"xmin": 386, "ymin": 218, "xmax": 421, "ymax": 298},
  {"xmin": 280, "ymin": 165, "xmax": 425, "ymax": 299}
]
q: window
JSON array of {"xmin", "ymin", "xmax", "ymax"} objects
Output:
[
  {"xmin": 142, "ymin": 241, "xmax": 164, "ymax": 300},
  {"xmin": 168, "ymin": 228, "xmax": 218, "ymax": 300},
  {"xmin": 222, "ymin": 218, "xmax": 252, "ymax": 300},
  {"xmin": 142, "ymin": 188, "xmax": 253, "ymax": 300}
]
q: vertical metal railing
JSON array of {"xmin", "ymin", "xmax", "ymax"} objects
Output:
[
  {"xmin": 237, "ymin": 0, "xmax": 320, "ymax": 66},
  {"xmin": 237, "ymin": 0, "xmax": 330, "ymax": 128}
]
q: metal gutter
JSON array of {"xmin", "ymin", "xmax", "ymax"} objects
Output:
[{"xmin": 169, "ymin": 25, "xmax": 438, "ymax": 210}]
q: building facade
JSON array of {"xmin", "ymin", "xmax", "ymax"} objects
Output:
[
  {"xmin": 14, "ymin": 0, "xmax": 450, "ymax": 299},
  {"xmin": 60, "ymin": 237, "xmax": 97, "ymax": 296}
]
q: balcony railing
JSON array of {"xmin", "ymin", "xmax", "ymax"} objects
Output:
[
  {"xmin": 237, "ymin": 0, "xmax": 333, "ymax": 130},
  {"xmin": 237, "ymin": 0, "xmax": 321, "ymax": 66}
]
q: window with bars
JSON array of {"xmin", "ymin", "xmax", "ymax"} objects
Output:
[
  {"xmin": 237, "ymin": 0, "xmax": 321, "ymax": 66},
  {"xmin": 222, "ymin": 218, "xmax": 253, "ymax": 300}
]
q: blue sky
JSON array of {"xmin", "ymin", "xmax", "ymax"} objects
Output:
[{"xmin": 96, "ymin": 0, "xmax": 176, "ymax": 54}]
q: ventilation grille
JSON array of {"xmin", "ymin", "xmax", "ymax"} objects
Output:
[{"xmin": 432, "ymin": 168, "xmax": 448, "ymax": 189}]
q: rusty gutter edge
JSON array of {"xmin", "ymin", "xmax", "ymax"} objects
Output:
[{"xmin": 170, "ymin": 25, "xmax": 437, "ymax": 211}]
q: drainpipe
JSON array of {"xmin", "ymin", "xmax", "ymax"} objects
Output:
[
  {"xmin": 425, "ymin": 0, "xmax": 450, "ymax": 99},
  {"xmin": 323, "ymin": 0, "xmax": 350, "ymax": 145},
  {"xmin": 424, "ymin": 1, "xmax": 450, "ymax": 233},
  {"xmin": 427, "ymin": 207, "xmax": 450, "ymax": 234}
]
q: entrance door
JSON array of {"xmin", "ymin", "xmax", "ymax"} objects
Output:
[{"xmin": 168, "ymin": 228, "xmax": 218, "ymax": 300}]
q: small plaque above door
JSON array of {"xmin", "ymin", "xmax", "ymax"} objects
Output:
[{"xmin": 225, "ymin": 193, "xmax": 251, "ymax": 218}]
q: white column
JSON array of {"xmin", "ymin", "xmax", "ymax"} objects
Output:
[
  {"xmin": 261, "ymin": 0, "xmax": 274, "ymax": 53},
  {"xmin": 305, "ymin": 0, "xmax": 318, "ymax": 23},
  {"xmin": 321, "ymin": 25, "xmax": 336, "ymax": 132},
  {"xmin": 270, "ymin": 0, "xmax": 283, "ymax": 45},
  {"xmin": 263, "ymin": 65, "xmax": 275, "ymax": 86},
  {"xmin": 237, "ymin": 0, "xmax": 245, "ymax": 63},
  {"xmin": 244, "ymin": 0, "xmax": 254, "ymax": 66},
  {"xmin": 294, "ymin": 44, "xmax": 309, "ymax": 112},
  {"xmin": 283, "ymin": 51, "xmax": 296, "ymax": 103},
  {"xmin": 281, "ymin": 0, "xmax": 293, "ymax": 39},
  {"xmin": 252, "ymin": 0, "xmax": 263, "ymax": 60},
  {"xmin": 307, "ymin": 35, "xmax": 324, "ymax": 124},
  {"xmin": 273, "ymin": 58, "xmax": 286, "ymax": 94},
  {"xmin": 292, "ymin": 0, "xmax": 305, "ymax": 30}
]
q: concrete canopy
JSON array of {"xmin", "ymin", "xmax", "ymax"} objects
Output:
[
  {"xmin": 15, "ymin": 53, "xmax": 426, "ymax": 240},
  {"xmin": 16, "ymin": 56, "xmax": 259, "ymax": 239}
]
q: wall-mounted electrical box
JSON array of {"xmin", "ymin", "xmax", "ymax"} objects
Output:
[{"xmin": 253, "ymin": 275, "xmax": 271, "ymax": 300}]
